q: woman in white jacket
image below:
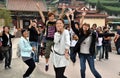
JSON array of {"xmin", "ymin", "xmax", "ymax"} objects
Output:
[
  {"xmin": 19, "ymin": 29, "xmax": 36, "ymax": 78},
  {"xmin": 52, "ymin": 19, "xmax": 70, "ymax": 78}
]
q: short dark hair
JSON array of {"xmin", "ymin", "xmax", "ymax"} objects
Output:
[
  {"xmin": 3, "ymin": 26, "xmax": 10, "ymax": 29},
  {"xmin": 21, "ymin": 29, "xmax": 28, "ymax": 35},
  {"xmin": 74, "ymin": 22, "xmax": 79, "ymax": 26}
]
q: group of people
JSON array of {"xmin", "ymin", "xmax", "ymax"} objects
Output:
[{"xmin": 0, "ymin": 3, "xmax": 119, "ymax": 78}]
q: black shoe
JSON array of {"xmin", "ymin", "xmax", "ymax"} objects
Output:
[
  {"xmin": 45, "ymin": 65, "xmax": 49, "ymax": 71},
  {"xmin": 8, "ymin": 66, "xmax": 11, "ymax": 69}
]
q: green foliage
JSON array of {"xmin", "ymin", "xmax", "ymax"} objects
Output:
[
  {"xmin": 87, "ymin": 0, "xmax": 120, "ymax": 14},
  {"xmin": 0, "ymin": 9, "xmax": 12, "ymax": 26},
  {"xmin": 96, "ymin": 0, "xmax": 103, "ymax": 11},
  {"xmin": 103, "ymin": 6, "xmax": 120, "ymax": 13},
  {"xmin": 87, "ymin": 0, "xmax": 118, "ymax": 4}
]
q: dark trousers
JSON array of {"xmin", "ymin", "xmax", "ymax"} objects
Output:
[
  {"xmin": 70, "ymin": 47, "xmax": 77, "ymax": 63},
  {"xmin": 102, "ymin": 44, "xmax": 109, "ymax": 59},
  {"xmin": 54, "ymin": 66, "xmax": 67, "ymax": 78},
  {"xmin": 3, "ymin": 51, "xmax": 9, "ymax": 67},
  {"xmin": 8, "ymin": 47, "xmax": 12, "ymax": 66},
  {"xmin": 3, "ymin": 47, "xmax": 12, "ymax": 67},
  {"xmin": 37, "ymin": 45, "xmax": 41, "ymax": 62},
  {"xmin": 0, "ymin": 51, "xmax": 4, "ymax": 61},
  {"xmin": 23, "ymin": 58, "xmax": 36, "ymax": 77}
]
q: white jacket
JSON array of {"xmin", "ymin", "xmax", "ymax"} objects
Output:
[{"xmin": 51, "ymin": 29, "xmax": 70, "ymax": 68}]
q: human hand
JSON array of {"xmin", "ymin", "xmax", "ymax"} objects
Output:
[
  {"xmin": 82, "ymin": 11, "xmax": 87, "ymax": 16},
  {"xmin": 62, "ymin": 3, "xmax": 66, "ymax": 10},
  {"xmin": 65, "ymin": 12, "xmax": 70, "ymax": 17},
  {"xmin": 32, "ymin": 47, "xmax": 36, "ymax": 52},
  {"xmin": 65, "ymin": 50, "xmax": 69, "ymax": 60},
  {"xmin": 36, "ymin": 3, "xmax": 40, "ymax": 8}
]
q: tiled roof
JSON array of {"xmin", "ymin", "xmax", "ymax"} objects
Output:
[{"xmin": 7, "ymin": 0, "xmax": 47, "ymax": 11}]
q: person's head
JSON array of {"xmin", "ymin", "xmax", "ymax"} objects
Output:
[
  {"xmin": 3, "ymin": 26, "xmax": 10, "ymax": 33},
  {"xmin": 21, "ymin": 29, "xmax": 29, "ymax": 38},
  {"xmin": 117, "ymin": 25, "xmax": 120, "ymax": 30},
  {"xmin": 103, "ymin": 26, "xmax": 109, "ymax": 32},
  {"xmin": 81, "ymin": 23, "xmax": 90, "ymax": 35},
  {"xmin": 82, "ymin": 23, "xmax": 90, "ymax": 31},
  {"xmin": 92, "ymin": 24, "xmax": 97, "ymax": 30},
  {"xmin": 72, "ymin": 34, "xmax": 78, "ymax": 40},
  {"xmin": 31, "ymin": 20, "xmax": 37, "ymax": 27},
  {"xmin": 48, "ymin": 12, "xmax": 55, "ymax": 21},
  {"xmin": 38, "ymin": 24, "xmax": 44, "ymax": 32},
  {"xmin": 97, "ymin": 27, "xmax": 102, "ymax": 33},
  {"xmin": 56, "ymin": 19, "xmax": 65, "ymax": 32},
  {"xmin": 74, "ymin": 22, "xmax": 79, "ymax": 29}
]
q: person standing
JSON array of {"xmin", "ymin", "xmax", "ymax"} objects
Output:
[
  {"xmin": 19, "ymin": 29, "xmax": 36, "ymax": 78},
  {"xmin": 1, "ymin": 26, "xmax": 15, "ymax": 69},
  {"xmin": 102, "ymin": 27, "xmax": 111, "ymax": 59},
  {"xmin": 36, "ymin": 3, "xmax": 66, "ymax": 71},
  {"xmin": 71, "ymin": 11, "xmax": 102, "ymax": 78},
  {"xmin": 51, "ymin": 19, "xmax": 70, "ymax": 78},
  {"xmin": 28, "ymin": 20, "xmax": 40, "ymax": 62},
  {"xmin": 114, "ymin": 25, "xmax": 120, "ymax": 54},
  {"xmin": 37, "ymin": 24, "xmax": 44, "ymax": 62},
  {"xmin": 96, "ymin": 27, "xmax": 103, "ymax": 61}
]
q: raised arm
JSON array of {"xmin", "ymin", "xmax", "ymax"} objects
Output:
[
  {"xmin": 65, "ymin": 12, "xmax": 71, "ymax": 28},
  {"xmin": 58, "ymin": 3, "xmax": 66, "ymax": 19},
  {"xmin": 79, "ymin": 12, "xmax": 86, "ymax": 28},
  {"xmin": 70, "ymin": 12, "xmax": 80, "ymax": 36},
  {"xmin": 28, "ymin": 20, "xmax": 32, "ymax": 29},
  {"xmin": 36, "ymin": 3, "xmax": 45, "ymax": 23}
]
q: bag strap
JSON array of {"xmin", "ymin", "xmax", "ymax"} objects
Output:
[{"xmin": 51, "ymin": 45, "xmax": 65, "ymax": 56}]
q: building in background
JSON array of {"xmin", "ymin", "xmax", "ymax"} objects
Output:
[{"xmin": 6, "ymin": 0, "xmax": 47, "ymax": 29}]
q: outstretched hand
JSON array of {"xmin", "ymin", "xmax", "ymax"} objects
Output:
[
  {"xmin": 65, "ymin": 11, "xmax": 70, "ymax": 17},
  {"xmin": 82, "ymin": 11, "xmax": 87, "ymax": 16},
  {"xmin": 62, "ymin": 3, "xmax": 66, "ymax": 10},
  {"xmin": 36, "ymin": 3, "xmax": 40, "ymax": 8}
]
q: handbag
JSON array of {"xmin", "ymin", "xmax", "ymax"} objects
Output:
[{"xmin": 0, "ymin": 46, "xmax": 9, "ymax": 53}]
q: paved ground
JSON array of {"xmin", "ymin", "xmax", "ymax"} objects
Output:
[{"xmin": 0, "ymin": 51, "xmax": 120, "ymax": 78}]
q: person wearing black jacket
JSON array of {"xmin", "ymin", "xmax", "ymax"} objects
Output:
[
  {"xmin": 71, "ymin": 11, "xmax": 102, "ymax": 78},
  {"xmin": 1, "ymin": 26, "xmax": 15, "ymax": 69},
  {"xmin": 28, "ymin": 20, "xmax": 40, "ymax": 62}
]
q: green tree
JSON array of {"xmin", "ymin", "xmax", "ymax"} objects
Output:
[
  {"xmin": 96, "ymin": 0, "xmax": 103, "ymax": 12},
  {"xmin": 0, "ymin": 8, "xmax": 12, "ymax": 26}
]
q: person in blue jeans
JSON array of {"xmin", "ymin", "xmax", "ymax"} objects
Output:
[
  {"xmin": 28, "ymin": 20, "xmax": 40, "ymax": 62},
  {"xmin": 71, "ymin": 11, "xmax": 102, "ymax": 78}
]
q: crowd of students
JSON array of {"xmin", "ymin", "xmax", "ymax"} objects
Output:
[{"xmin": 1, "ymin": 3, "xmax": 120, "ymax": 78}]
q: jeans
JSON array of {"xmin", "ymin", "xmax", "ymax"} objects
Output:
[
  {"xmin": 70, "ymin": 47, "xmax": 77, "ymax": 63},
  {"xmin": 97, "ymin": 46, "xmax": 103, "ymax": 60},
  {"xmin": 54, "ymin": 66, "xmax": 67, "ymax": 78},
  {"xmin": 30, "ymin": 41, "xmax": 38, "ymax": 62},
  {"xmin": 23, "ymin": 58, "xmax": 36, "ymax": 77},
  {"xmin": 79, "ymin": 54, "xmax": 102, "ymax": 78}
]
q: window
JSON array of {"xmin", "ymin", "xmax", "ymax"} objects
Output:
[
  {"xmin": 115, "ymin": 14, "xmax": 118, "ymax": 17},
  {"xmin": 91, "ymin": 5, "xmax": 95, "ymax": 8}
]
